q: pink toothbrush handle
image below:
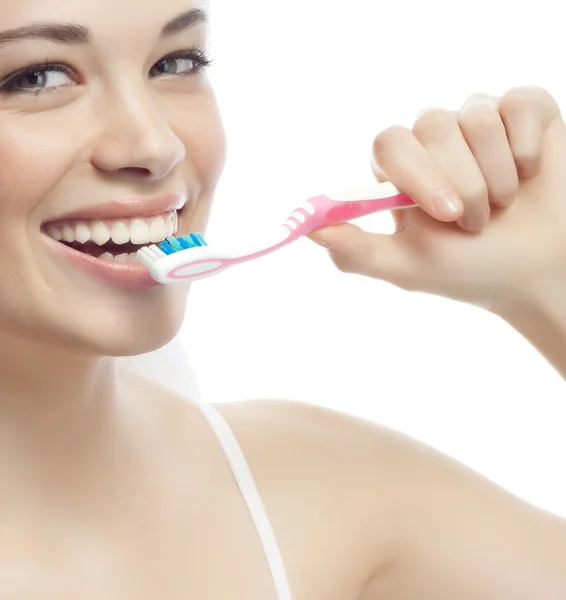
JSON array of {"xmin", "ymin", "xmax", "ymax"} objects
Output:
[{"xmin": 287, "ymin": 191, "xmax": 416, "ymax": 240}]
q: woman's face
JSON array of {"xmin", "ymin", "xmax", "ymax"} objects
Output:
[{"xmin": 0, "ymin": 0, "xmax": 226, "ymax": 356}]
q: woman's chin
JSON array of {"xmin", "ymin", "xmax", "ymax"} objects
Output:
[
  {"xmin": 0, "ymin": 268, "xmax": 192, "ymax": 359},
  {"xmin": 83, "ymin": 319, "xmax": 185, "ymax": 358},
  {"xmin": 47, "ymin": 291, "xmax": 190, "ymax": 358}
]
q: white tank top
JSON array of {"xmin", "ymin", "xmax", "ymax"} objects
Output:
[{"xmin": 190, "ymin": 396, "xmax": 295, "ymax": 600}]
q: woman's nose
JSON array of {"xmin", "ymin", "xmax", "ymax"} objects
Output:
[{"xmin": 90, "ymin": 92, "xmax": 186, "ymax": 180}]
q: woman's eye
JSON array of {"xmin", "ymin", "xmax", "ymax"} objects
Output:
[
  {"xmin": 15, "ymin": 69, "xmax": 72, "ymax": 91},
  {"xmin": 150, "ymin": 57, "xmax": 196, "ymax": 77},
  {"xmin": 0, "ymin": 49, "xmax": 211, "ymax": 96}
]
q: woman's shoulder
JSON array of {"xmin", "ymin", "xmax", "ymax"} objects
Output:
[
  {"xmin": 215, "ymin": 400, "xmax": 566, "ymax": 600},
  {"xmin": 214, "ymin": 398, "xmax": 399, "ymax": 465},
  {"xmin": 138, "ymin": 385, "xmax": 398, "ymax": 595},
  {"xmin": 214, "ymin": 397, "xmax": 421, "ymax": 476},
  {"xmin": 214, "ymin": 399, "xmax": 401, "ymax": 589},
  {"xmin": 214, "ymin": 398, "xmax": 383, "ymax": 480}
]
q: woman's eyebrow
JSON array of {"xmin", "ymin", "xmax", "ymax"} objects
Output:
[{"xmin": 0, "ymin": 8, "xmax": 208, "ymax": 47}]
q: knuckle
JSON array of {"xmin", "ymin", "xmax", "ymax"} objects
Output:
[
  {"xmin": 460, "ymin": 106, "xmax": 501, "ymax": 133},
  {"xmin": 413, "ymin": 109, "xmax": 456, "ymax": 142},
  {"xmin": 499, "ymin": 87, "xmax": 537, "ymax": 115},
  {"xmin": 500, "ymin": 85, "xmax": 560, "ymax": 119},
  {"xmin": 372, "ymin": 125, "xmax": 410, "ymax": 159}
]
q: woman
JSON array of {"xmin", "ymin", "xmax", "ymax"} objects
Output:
[{"xmin": 0, "ymin": 0, "xmax": 564, "ymax": 598}]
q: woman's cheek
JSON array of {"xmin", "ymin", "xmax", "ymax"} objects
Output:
[{"xmin": 0, "ymin": 116, "xmax": 79, "ymax": 217}]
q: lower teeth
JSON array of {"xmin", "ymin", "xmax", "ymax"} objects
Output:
[{"xmin": 100, "ymin": 252, "xmax": 140, "ymax": 262}]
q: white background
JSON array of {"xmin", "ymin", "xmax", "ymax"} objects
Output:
[{"xmin": 181, "ymin": 0, "xmax": 566, "ymax": 516}]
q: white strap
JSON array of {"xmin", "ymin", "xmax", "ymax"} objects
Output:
[{"xmin": 192, "ymin": 398, "xmax": 294, "ymax": 600}]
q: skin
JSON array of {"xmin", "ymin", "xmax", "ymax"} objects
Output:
[{"xmin": 0, "ymin": 0, "xmax": 564, "ymax": 598}]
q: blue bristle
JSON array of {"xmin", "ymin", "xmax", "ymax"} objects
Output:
[
  {"xmin": 159, "ymin": 233, "xmax": 208, "ymax": 254},
  {"xmin": 181, "ymin": 235, "xmax": 197, "ymax": 248},
  {"xmin": 159, "ymin": 240, "xmax": 175, "ymax": 255},
  {"xmin": 195, "ymin": 233, "xmax": 208, "ymax": 246},
  {"xmin": 190, "ymin": 233, "xmax": 207, "ymax": 247},
  {"xmin": 167, "ymin": 236, "xmax": 184, "ymax": 251}
]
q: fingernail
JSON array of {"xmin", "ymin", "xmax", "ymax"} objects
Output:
[{"xmin": 433, "ymin": 187, "xmax": 463, "ymax": 217}]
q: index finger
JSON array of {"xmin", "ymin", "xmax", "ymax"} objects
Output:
[{"xmin": 372, "ymin": 125, "xmax": 464, "ymax": 222}]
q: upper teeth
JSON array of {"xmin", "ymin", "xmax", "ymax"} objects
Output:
[{"xmin": 45, "ymin": 211, "xmax": 178, "ymax": 246}]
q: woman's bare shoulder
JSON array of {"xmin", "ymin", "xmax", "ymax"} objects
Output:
[
  {"xmin": 214, "ymin": 398, "xmax": 426, "ymax": 475},
  {"xmin": 214, "ymin": 399, "xmax": 401, "ymax": 591},
  {"xmin": 214, "ymin": 398, "xmax": 389, "ymax": 477},
  {"xmin": 216, "ymin": 400, "xmax": 566, "ymax": 600}
]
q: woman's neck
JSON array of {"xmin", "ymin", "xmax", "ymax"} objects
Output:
[
  {"xmin": 0, "ymin": 327, "xmax": 118, "ymax": 410},
  {"xmin": 0, "ymin": 328, "xmax": 129, "ymax": 498}
]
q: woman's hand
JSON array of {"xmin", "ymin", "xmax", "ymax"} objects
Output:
[{"xmin": 307, "ymin": 86, "xmax": 566, "ymax": 314}]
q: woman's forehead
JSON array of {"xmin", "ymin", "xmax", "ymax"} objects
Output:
[{"xmin": 0, "ymin": 0, "xmax": 209, "ymax": 31}]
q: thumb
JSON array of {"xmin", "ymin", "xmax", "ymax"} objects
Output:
[{"xmin": 306, "ymin": 222, "xmax": 411, "ymax": 283}]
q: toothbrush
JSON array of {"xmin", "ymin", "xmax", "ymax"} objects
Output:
[{"xmin": 137, "ymin": 180, "xmax": 416, "ymax": 284}]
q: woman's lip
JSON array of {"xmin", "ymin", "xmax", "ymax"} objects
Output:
[
  {"xmin": 42, "ymin": 233, "xmax": 161, "ymax": 291},
  {"xmin": 44, "ymin": 193, "xmax": 187, "ymax": 222}
]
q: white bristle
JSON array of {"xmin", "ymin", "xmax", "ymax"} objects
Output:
[
  {"xmin": 136, "ymin": 253, "xmax": 154, "ymax": 268},
  {"xmin": 136, "ymin": 246, "xmax": 164, "ymax": 268},
  {"xmin": 148, "ymin": 244, "xmax": 166, "ymax": 258}
]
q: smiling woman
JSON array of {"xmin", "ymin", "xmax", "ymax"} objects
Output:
[
  {"xmin": 0, "ymin": 0, "xmax": 565, "ymax": 599},
  {"xmin": 0, "ymin": 0, "xmax": 226, "ymax": 356}
]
